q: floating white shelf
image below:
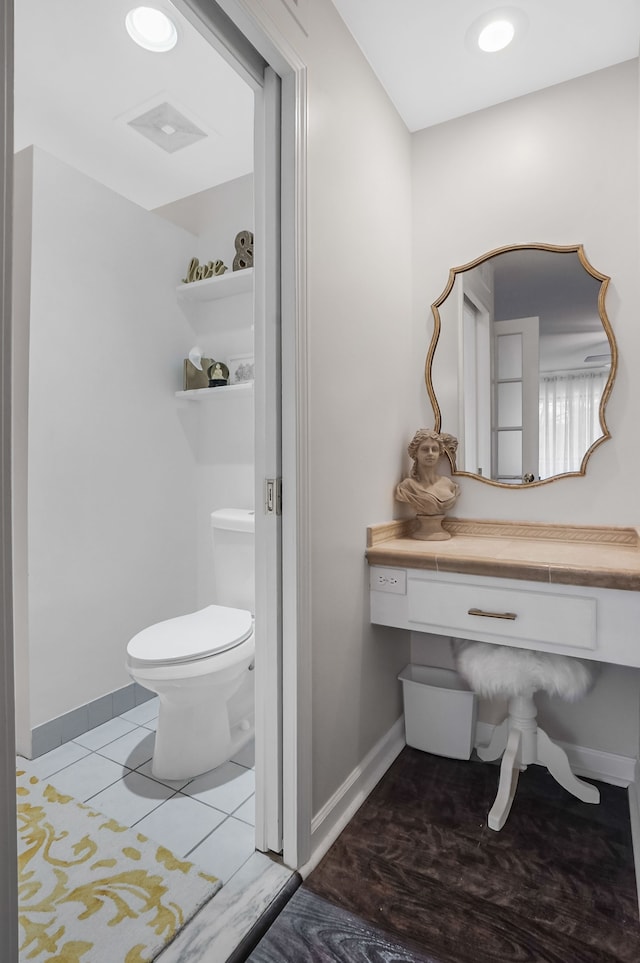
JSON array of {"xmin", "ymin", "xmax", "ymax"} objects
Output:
[
  {"xmin": 176, "ymin": 381, "xmax": 254, "ymax": 401},
  {"xmin": 176, "ymin": 267, "xmax": 253, "ymax": 303}
]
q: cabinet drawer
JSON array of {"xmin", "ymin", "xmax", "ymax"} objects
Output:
[{"xmin": 407, "ymin": 577, "xmax": 596, "ymax": 650}]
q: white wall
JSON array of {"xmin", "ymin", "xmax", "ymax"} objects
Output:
[
  {"xmin": 302, "ymin": 0, "xmax": 416, "ymax": 815},
  {"xmin": 157, "ymin": 175, "xmax": 255, "ymax": 607},
  {"xmin": 15, "ymin": 147, "xmax": 201, "ymax": 733},
  {"xmin": 156, "ymin": 173, "xmax": 253, "ymax": 265},
  {"xmin": 410, "ymin": 61, "xmax": 640, "ymax": 758}
]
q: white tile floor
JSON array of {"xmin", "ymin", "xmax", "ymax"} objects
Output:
[{"xmin": 18, "ymin": 697, "xmax": 259, "ymax": 885}]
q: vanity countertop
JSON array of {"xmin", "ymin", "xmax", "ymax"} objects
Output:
[{"xmin": 366, "ymin": 518, "xmax": 640, "ymax": 592}]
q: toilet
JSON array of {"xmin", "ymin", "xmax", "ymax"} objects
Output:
[{"xmin": 126, "ymin": 508, "xmax": 255, "ymax": 780}]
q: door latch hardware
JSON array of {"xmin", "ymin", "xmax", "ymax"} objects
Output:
[{"xmin": 265, "ymin": 477, "xmax": 282, "ymax": 515}]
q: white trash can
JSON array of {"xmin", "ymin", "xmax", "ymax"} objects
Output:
[{"xmin": 398, "ymin": 664, "xmax": 477, "ymax": 760}]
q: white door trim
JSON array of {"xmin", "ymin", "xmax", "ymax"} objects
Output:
[
  {"xmin": 252, "ymin": 64, "xmax": 283, "ymax": 854},
  {"xmin": 217, "ymin": 0, "xmax": 312, "ymax": 871},
  {"xmin": 178, "ymin": 0, "xmax": 287, "ymax": 859},
  {"xmin": 174, "ymin": 0, "xmax": 312, "ymax": 869},
  {"xmin": 228, "ymin": 2, "xmax": 312, "ymax": 871},
  {"xmin": 0, "ymin": 2, "xmax": 18, "ymax": 958},
  {"xmin": 279, "ymin": 58, "xmax": 312, "ymax": 871}
]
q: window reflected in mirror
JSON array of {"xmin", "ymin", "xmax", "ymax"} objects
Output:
[{"xmin": 427, "ymin": 244, "xmax": 617, "ymax": 487}]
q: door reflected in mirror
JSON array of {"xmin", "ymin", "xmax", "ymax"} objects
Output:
[{"xmin": 427, "ymin": 243, "xmax": 617, "ymax": 487}]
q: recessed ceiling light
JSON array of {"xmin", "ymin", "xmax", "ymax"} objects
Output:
[
  {"xmin": 478, "ymin": 19, "xmax": 515, "ymax": 53},
  {"xmin": 125, "ymin": 6, "xmax": 178, "ymax": 52},
  {"xmin": 465, "ymin": 7, "xmax": 527, "ymax": 56}
]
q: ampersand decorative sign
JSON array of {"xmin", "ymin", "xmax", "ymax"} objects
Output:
[{"xmin": 233, "ymin": 230, "xmax": 254, "ymax": 271}]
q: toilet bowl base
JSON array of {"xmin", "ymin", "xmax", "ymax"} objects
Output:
[
  {"xmin": 151, "ymin": 699, "xmax": 255, "ymax": 782},
  {"xmin": 127, "ymin": 635, "xmax": 256, "ymax": 781}
]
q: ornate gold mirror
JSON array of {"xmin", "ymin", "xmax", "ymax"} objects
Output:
[{"xmin": 427, "ymin": 243, "xmax": 617, "ymax": 487}]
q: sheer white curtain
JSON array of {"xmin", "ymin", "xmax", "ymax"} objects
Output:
[{"xmin": 539, "ymin": 368, "xmax": 608, "ymax": 477}]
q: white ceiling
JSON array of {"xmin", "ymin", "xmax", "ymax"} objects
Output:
[
  {"xmin": 331, "ymin": 0, "xmax": 640, "ymax": 131},
  {"xmin": 14, "ymin": 1, "xmax": 640, "ymax": 211},
  {"xmin": 14, "ymin": 0, "xmax": 254, "ymax": 210}
]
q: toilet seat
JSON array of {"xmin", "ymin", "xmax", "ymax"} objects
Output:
[{"xmin": 127, "ymin": 604, "xmax": 253, "ymax": 667}]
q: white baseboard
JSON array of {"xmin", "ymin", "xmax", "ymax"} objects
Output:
[
  {"xmin": 300, "ymin": 716, "xmax": 405, "ymax": 879},
  {"xmin": 475, "ymin": 721, "xmax": 636, "ymax": 787}
]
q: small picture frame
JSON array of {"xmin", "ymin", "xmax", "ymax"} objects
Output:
[{"xmin": 228, "ymin": 354, "xmax": 255, "ymax": 384}]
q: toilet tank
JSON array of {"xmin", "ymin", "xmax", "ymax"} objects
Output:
[{"xmin": 210, "ymin": 509, "xmax": 255, "ymax": 613}]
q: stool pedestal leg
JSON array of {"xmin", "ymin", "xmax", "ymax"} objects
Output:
[
  {"xmin": 537, "ymin": 728, "xmax": 600, "ymax": 805},
  {"xmin": 509, "ymin": 694, "xmax": 538, "ymax": 766},
  {"xmin": 488, "ymin": 727, "xmax": 522, "ymax": 831},
  {"xmin": 488, "ymin": 694, "xmax": 539, "ymax": 832}
]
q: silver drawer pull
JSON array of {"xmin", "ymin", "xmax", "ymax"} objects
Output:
[{"xmin": 468, "ymin": 607, "xmax": 517, "ymax": 621}]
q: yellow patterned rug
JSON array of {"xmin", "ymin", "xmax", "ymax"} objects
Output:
[{"xmin": 17, "ymin": 767, "xmax": 222, "ymax": 962}]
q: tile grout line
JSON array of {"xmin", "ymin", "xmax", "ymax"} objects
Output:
[
  {"xmin": 126, "ymin": 789, "xmax": 184, "ymax": 830},
  {"xmin": 183, "ymin": 814, "xmax": 233, "ymax": 859},
  {"xmin": 72, "ymin": 766, "xmax": 137, "ymax": 806}
]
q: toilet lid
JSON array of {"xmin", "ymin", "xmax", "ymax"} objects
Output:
[{"xmin": 127, "ymin": 605, "xmax": 254, "ymax": 666}]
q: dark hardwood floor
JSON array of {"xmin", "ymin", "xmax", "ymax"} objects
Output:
[{"xmin": 248, "ymin": 748, "xmax": 640, "ymax": 962}]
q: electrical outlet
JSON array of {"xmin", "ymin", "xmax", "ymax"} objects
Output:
[{"xmin": 370, "ymin": 568, "xmax": 406, "ymax": 595}]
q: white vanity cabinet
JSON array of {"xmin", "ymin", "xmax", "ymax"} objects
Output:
[
  {"xmin": 367, "ymin": 519, "xmax": 640, "ymax": 669},
  {"xmin": 371, "ymin": 567, "xmax": 640, "ymax": 668}
]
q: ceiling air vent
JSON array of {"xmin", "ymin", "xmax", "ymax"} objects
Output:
[{"xmin": 127, "ymin": 102, "xmax": 207, "ymax": 154}]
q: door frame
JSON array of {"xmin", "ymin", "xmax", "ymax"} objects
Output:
[
  {"xmin": 176, "ymin": 0, "xmax": 312, "ymax": 871},
  {"xmin": 251, "ymin": 63, "xmax": 284, "ymax": 856},
  {"xmin": 0, "ymin": 2, "xmax": 310, "ymax": 957},
  {"xmin": 0, "ymin": 1, "xmax": 17, "ymax": 958}
]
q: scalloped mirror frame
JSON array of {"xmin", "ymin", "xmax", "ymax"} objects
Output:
[{"xmin": 426, "ymin": 242, "xmax": 617, "ymax": 488}]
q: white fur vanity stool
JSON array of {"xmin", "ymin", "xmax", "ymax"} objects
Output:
[{"xmin": 455, "ymin": 641, "xmax": 600, "ymax": 831}]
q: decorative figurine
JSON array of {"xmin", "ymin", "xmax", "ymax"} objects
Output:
[
  {"xmin": 207, "ymin": 361, "xmax": 229, "ymax": 387},
  {"xmin": 182, "ymin": 257, "xmax": 227, "ymax": 283},
  {"xmin": 395, "ymin": 428, "xmax": 460, "ymax": 540},
  {"xmin": 233, "ymin": 230, "xmax": 254, "ymax": 271}
]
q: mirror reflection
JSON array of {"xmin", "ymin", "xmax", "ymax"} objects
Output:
[{"xmin": 427, "ymin": 244, "xmax": 616, "ymax": 486}]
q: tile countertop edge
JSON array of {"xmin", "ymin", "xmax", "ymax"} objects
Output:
[{"xmin": 365, "ymin": 519, "xmax": 640, "ymax": 592}]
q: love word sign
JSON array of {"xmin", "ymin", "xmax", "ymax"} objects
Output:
[{"xmin": 182, "ymin": 257, "xmax": 228, "ymax": 284}]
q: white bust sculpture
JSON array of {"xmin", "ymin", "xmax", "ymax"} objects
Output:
[{"xmin": 395, "ymin": 428, "xmax": 460, "ymax": 540}]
